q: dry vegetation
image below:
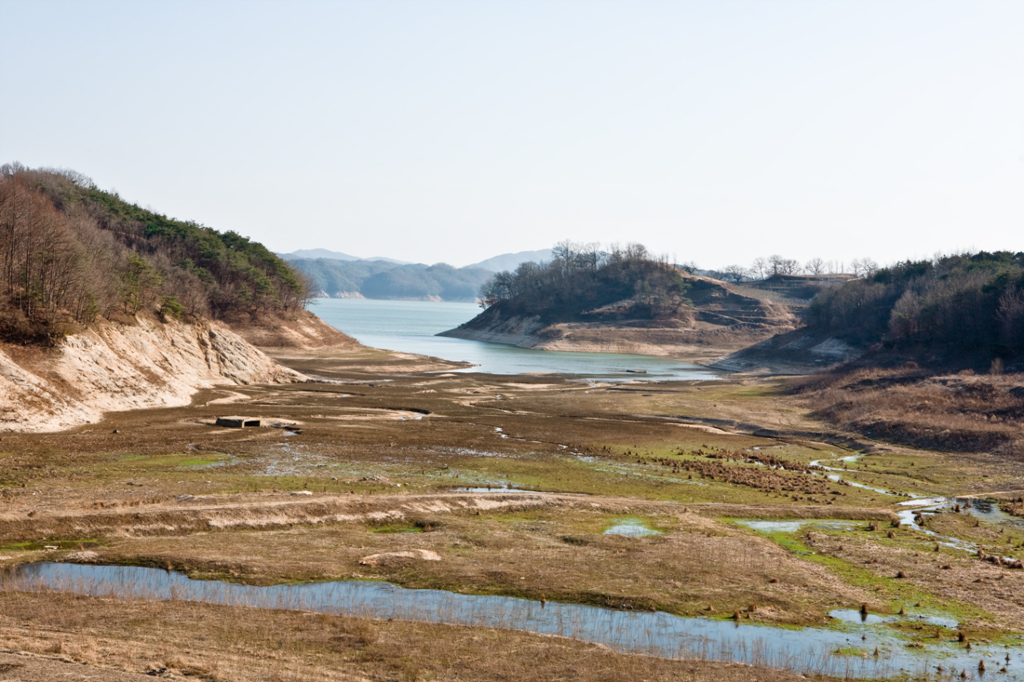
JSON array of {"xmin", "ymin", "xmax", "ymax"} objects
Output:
[
  {"xmin": 1, "ymin": 344, "xmax": 1022, "ymax": 680},
  {"xmin": 0, "ymin": 165, "xmax": 310, "ymax": 344},
  {"xmin": 795, "ymin": 367, "xmax": 1024, "ymax": 457}
]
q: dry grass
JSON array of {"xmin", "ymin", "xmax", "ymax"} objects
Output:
[
  {"xmin": 795, "ymin": 368, "xmax": 1024, "ymax": 457},
  {"xmin": 802, "ymin": 527, "xmax": 1024, "ymax": 634}
]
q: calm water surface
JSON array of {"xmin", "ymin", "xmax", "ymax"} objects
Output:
[
  {"xmin": 310, "ymin": 298, "xmax": 718, "ymax": 381},
  {"xmin": 13, "ymin": 563, "xmax": 1023, "ymax": 680}
]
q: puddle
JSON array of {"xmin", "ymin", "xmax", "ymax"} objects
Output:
[
  {"xmin": 950, "ymin": 497, "xmax": 1024, "ymax": 530},
  {"xmin": 452, "ymin": 487, "xmax": 546, "ymax": 494},
  {"xmin": 739, "ymin": 520, "xmax": 807, "ymax": 534},
  {"xmin": 252, "ymin": 442, "xmax": 339, "ymax": 477},
  {"xmin": 604, "ymin": 519, "xmax": 661, "ymax": 537},
  {"xmin": 738, "ymin": 520, "xmax": 856, "ymax": 534},
  {"xmin": 9, "ymin": 563, "xmax": 1024, "ymax": 679}
]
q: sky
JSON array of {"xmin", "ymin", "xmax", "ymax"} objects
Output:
[{"xmin": 1, "ymin": 0, "xmax": 1022, "ymax": 270}]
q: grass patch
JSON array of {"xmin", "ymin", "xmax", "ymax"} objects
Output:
[{"xmin": 761, "ymin": 530, "xmax": 998, "ymax": 628}]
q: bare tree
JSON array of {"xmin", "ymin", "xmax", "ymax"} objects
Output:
[
  {"xmin": 851, "ymin": 258, "xmax": 879, "ymax": 278},
  {"xmin": 805, "ymin": 257, "xmax": 825, "ymax": 275},
  {"xmin": 722, "ymin": 265, "xmax": 749, "ymax": 283},
  {"xmin": 750, "ymin": 257, "xmax": 768, "ymax": 280},
  {"xmin": 768, "ymin": 255, "xmax": 801, "ymax": 275}
]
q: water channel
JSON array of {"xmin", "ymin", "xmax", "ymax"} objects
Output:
[
  {"xmin": 9, "ymin": 563, "xmax": 1022, "ymax": 680},
  {"xmin": 806, "ymin": 453, "xmax": 1024, "ymax": 562}
]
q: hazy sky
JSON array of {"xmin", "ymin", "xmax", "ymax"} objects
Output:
[{"xmin": 2, "ymin": 0, "xmax": 1022, "ymax": 269}]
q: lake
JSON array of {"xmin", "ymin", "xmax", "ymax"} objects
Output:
[{"xmin": 309, "ymin": 298, "xmax": 719, "ymax": 381}]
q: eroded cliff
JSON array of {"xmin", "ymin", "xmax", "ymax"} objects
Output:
[{"xmin": 0, "ymin": 316, "xmax": 305, "ymax": 432}]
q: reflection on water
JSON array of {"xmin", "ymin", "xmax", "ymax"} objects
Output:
[
  {"xmin": 737, "ymin": 520, "xmax": 856, "ymax": 534},
  {"xmin": 310, "ymin": 299, "xmax": 719, "ymax": 381},
  {"xmin": 604, "ymin": 518, "xmax": 661, "ymax": 537},
  {"xmin": 10, "ymin": 563, "xmax": 1024, "ymax": 679},
  {"xmin": 829, "ymin": 609, "xmax": 959, "ymax": 630}
]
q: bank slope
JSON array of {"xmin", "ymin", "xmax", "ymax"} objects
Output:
[{"xmin": 0, "ymin": 315, "xmax": 305, "ymax": 433}]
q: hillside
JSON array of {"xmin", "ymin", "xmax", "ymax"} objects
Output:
[
  {"xmin": 290, "ymin": 258, "xmax": 492, "ymax": 301},
  {"xmin": 0, "ymin": 164, "xmax": 312, "ymax": 343},
  {"xmin": 720, "ymin": 252, "xmax": 1024, "ymax": 374},
  {"xmin": 441, "ymin": 245, "xmax": 796, "ymax": 362},
  {"xmin": 0, "ymin": 164, "xmax": 361, "ymax": 430},
  {"xmin": 289, "ymin": 258, "xmax": 400, "ymax": 297}
]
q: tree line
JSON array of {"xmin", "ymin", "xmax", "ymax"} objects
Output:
[
  {"xmin": 807, "ymin": 252, "xmax": 1024, "ymax": 360},
  {"xmin": 0, "ymin": 164, "xmax": 311, "ymax": 342},
  {"xmin": 701, "ymin": 255, "xmax": 878, "ymax": 283},
  {"xmin": 480, "ymin": 241, "xmax": 690, "ymax": 322}
]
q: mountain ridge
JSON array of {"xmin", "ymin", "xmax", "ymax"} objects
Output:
[{"xmin": 277, "ymin": 248, "xmax": 408, "ymax": 264}]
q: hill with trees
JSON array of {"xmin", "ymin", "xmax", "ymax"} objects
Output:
[
  {"xmin": 0, "ymin": 164, "xmax": 362, "ymax": 432},
  {"xmin": 805, "ymin": 252, "xmax": 1023, "ymax": 365},
  {"xmin": 717, "ymin": 251, "xmax": 1024, "ymax": 374},
  {"xmin": 476, "ymin": 242, "xmax": 691, "ymax": 322},
  {"xmin": 442, "ymin": 242, "xmax": 796, "ymax": 361},
  {"xmin": 0, "ymin": 164, "xmax": 312, "ymax": 344}
]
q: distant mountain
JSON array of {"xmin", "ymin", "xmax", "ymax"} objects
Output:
[
  {"xmin": 467, "ymin": 249, "xmax": 553, "ymax": 273},
  {"xmin": 290, "ymin": 259, "xmax": 400, "ymax": 297},
  {"xmin": 289, "ymin": 258, "xmax": 492, "ymax": 302},
  {"xmin": 361, "ymin": 264, "xmax": 493, "ymax": 301},
  {"xmin": 278, "ymin": 248, "xmax": 408, "ymax": 264}
]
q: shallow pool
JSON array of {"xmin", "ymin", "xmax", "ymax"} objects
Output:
[{"xmin": 8, "ymin": 563, "xmax": 1023, "ymax": 680}]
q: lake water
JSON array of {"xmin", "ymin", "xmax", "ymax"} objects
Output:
[{"xmin": 309, "ymin": 298, "xmax": 719, "ymax": 381}]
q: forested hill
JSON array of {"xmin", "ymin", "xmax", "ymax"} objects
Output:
[
  {"xmin": 291, "ymin": 258, "xmax": 492, "ymax": 301},
  {"xmin": 441, "ymin": 243, "xmax": 797, "ymax": 358},
  {"xmin": 0, "ymin": 164, "xmax": 309, "ymax": 343},
  {"xmin": 805, "ymin": 252, "xmax": 1024, "ymax": 367},
  {"xmin": 475, "ymin": 243, "xmax": 693, "ymax": 323}
]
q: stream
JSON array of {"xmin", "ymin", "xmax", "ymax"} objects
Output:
[
  {"xmin": 7, "ymin": 562, "xmax": 1023, "ymax": 680},
  {"xmin": 807, "ymin": 454, "xmax": 1024, "ymax": 562}
]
